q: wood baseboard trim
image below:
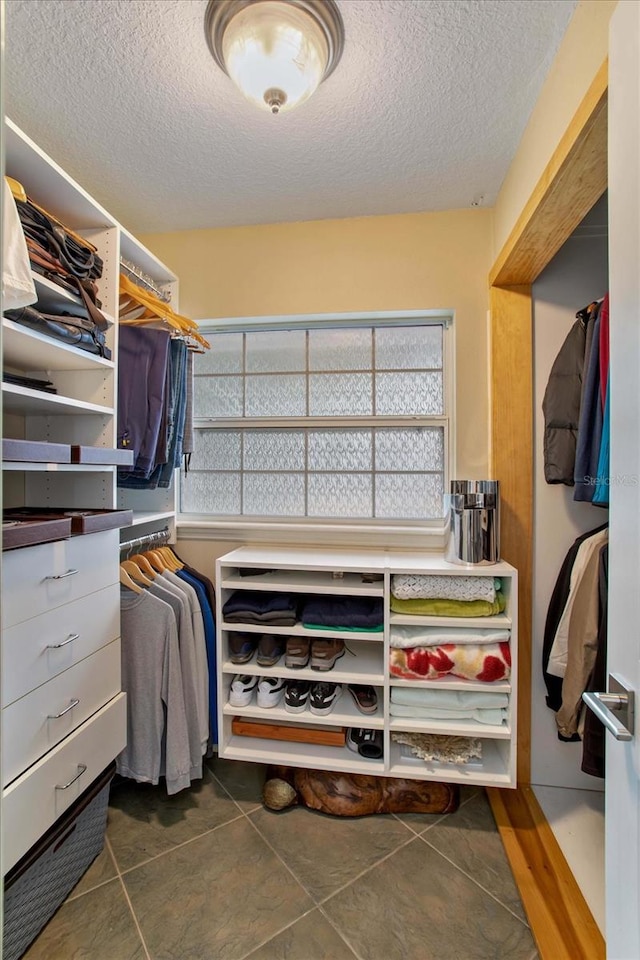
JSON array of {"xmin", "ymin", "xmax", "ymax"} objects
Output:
[{"xmin": 487, "ymin": 785, "xmax": 605, "ymax": 960}]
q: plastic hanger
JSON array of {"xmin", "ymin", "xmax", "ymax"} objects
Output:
[
  {"xmin": 119, "ymin": 564, "xmax": 143, "ymax": 594},
  {"xmin": 120, "ymin": 559, "xmax": 154, "ymax": 587}
]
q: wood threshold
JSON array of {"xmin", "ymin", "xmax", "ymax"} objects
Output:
[{"xmin": 487, "ymin": 785, "xmax": 605, "ymax": 960}]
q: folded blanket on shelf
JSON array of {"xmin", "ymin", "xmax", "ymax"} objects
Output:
[
  {"xmin": 389, "ymin": 593, "xmax": 506, "ymax": 618},
  {"xmin": 390, "ymin": 642, "xmax": 511, "ymax": 682},
  {"xmin": 392, "ymin": 732, "xmax": 482, "ymax": 764},
  {"xmin": 300, "ymin": 595, "xmax": 384, "ymax": 630},
  {"xmin": 391, "ymin": 574, "xmax": 500, "ymax": 602},
  {"xmin": 390, "ymin": 625, "xmax": 509, "ymax": 648},
  {"xmin": 222, "ymin": 590, "xmax": 297, "ymax": 625},
  {"xmin": 389, "ymin": 704, "xmax": 507, "ymax": 725},
  {"xmin": 390, "ymin": 688, "xmax": 509, "ymax": 709}
]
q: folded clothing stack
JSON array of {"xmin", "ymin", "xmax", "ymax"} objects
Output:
[
  {"xmin": 392, "ymin": 732, "xmax": 482, "ymax": 765},
  {"xmin": 391, "ymin": 574, "xmax": 501, "ymax": 602},
  {"xmin": 222, "ymin": 591, "xmax": 297, "ymax": 626},
  {"xmin": 390, "ymin": 642, "xmax": 511, "ymax": 682},
  {"xmin": 300, "ymin": 595, "xmax": 384, "ymax": 631},
  {"xmin": 390, "ymin": 687, "xmax": 508, "ymax": 725},
  {"xmin": 390, "ymin": 593, "xmax": 506, "ymax": 617}
]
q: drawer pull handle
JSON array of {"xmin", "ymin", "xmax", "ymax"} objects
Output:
[
  {"xmin": 46, "ymin": 633, "xmax": 79, "ymax": 650},
  {"xmin": 44, "ymin": 568, "xmax": 79, "ymax": 581},
  {"xmin": 55, "ymin": 763, "xmax": 87, "ymax": 791},
  {"xmin": 48, "ymin": 698, "xmax": 80, "ymax": 719}
]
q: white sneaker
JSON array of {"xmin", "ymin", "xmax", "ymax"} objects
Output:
[
  {"xmin": 257, "ymin": 676, "xmax": 286, "ymax": 708},
  {"xmin": 229, "ymin": 674, "xmax": 258, "ymax": 707}
]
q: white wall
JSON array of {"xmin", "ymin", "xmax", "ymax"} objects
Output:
[{"xmin": 531, "ymin": 193, "xmax": 608, "ymax": 789}]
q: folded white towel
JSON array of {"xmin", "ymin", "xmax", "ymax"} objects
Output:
[
  {"xmin": 390, "ymin": 625, "xmax": 510, "ymax": 649},
  {"xmin": 390, "ymin": 688, "xmax": 509, "ymax": 709},
  {"xmin": 389, "ymin": 704, "xmax": 507, "ymax": 725}
]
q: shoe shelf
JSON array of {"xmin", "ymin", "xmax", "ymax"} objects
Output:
[
  {"xmin": 216, "ymin": 547, "xmax": 518, "ymax": 788},
  {"xmin": 221, "ymin": 641, "xmax": 386, "ymax": 685},
  {"xmin": 223, "ymin": 699, "xmax": 385, "ymax": 730}
]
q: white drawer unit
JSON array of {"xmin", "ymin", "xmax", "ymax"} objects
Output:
[
  {"xmin": 2, "ymin": 693, "xmax": 127, "ymax": 872},
  {"xmin": 2, "ymin": 639, "xmax": 121, "ymax": 787},
  {"xmin": 2, "ymin": 530, "xmax": 119, "ymax": 629},
  {"xmin": 2, "ymin": 584, "xmax": 120, "ymax": 708},
  {"xmin": 216, "ymin": 547, "xmax": 517, "ymax": 788}
]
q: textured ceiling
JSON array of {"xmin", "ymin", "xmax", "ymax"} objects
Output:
[{"xmin": 4, "ymin": 0, "xmax": 576, "ymax": 233}]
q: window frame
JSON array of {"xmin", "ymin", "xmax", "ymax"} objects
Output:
[{"xmin": 178, "ymin": 309, "xmax": 456, "ymax": 549}]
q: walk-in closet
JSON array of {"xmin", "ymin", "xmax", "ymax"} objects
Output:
[{"xmin": 2, "ymin": 1, "xmax": 639, "ymax": 959}]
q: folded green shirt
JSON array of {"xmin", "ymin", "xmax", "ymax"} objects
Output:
[{"xmin": 389, "ymin": 592, "xmax": 506, "ymax": 618}]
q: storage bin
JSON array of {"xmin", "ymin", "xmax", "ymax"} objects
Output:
[{"xmin": 3, "ymin": 762, "xmax": 115, "ymax": 960}]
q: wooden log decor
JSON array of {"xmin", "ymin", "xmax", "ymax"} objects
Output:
[{"xmin": 263, "ymin": 766, "xmax": 459, "ymax": 816}]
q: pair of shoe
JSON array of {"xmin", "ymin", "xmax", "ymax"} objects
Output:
[
  {"xmin": 285, "ymin": 637, "xmax": 345, "ymax": 671},
  {"xmin": 284, "ymin": 680, "xmax": 342, "ymax": 716},
  {"xmin": 346, "ymin": 728, "xmax": 383, "ymax": 759},
  {"xmin": 229, "ymin": 632, "xmax": 285, "ymax": 668},
  {"xmin": 229, "ymin": 675, "xmax": 286, "ymax": 708}
]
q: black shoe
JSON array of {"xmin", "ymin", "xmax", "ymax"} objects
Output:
[
  {"xmin": 284, "ymin": 680, "xmax": 312, "ymax": 713},
  {"xmin": 346, "ymin": 728, "xmax": 383, "ymax": 759},
  {"xmin": 309, "ymin": 682, "xmax": 343, "ymax": 716}
]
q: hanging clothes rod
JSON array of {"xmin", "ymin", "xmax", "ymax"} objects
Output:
[
  {"xmin": 119, "ymin": 258, "xmax": 171, "ymax": 303},
  {"xmin": 119, "ymin": 527, "xmax": 170, "ymax": 555}
]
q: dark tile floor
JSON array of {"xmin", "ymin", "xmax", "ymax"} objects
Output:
[{"xmin": 23, "ymin": 760, "xmax": 540, "ymax": 960}]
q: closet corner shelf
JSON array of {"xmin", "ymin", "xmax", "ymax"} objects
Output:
[
  {"xmin": 222, "ymin": 736, "xmax": 385, "ymax": 775},
  {"xmin": 2, "ymin": 461, "xmax": 116, "ymax": 473},
  {"xmin": 388, "ymin": 612, "xmax": 512, "ymax": 629},
  {"xmin": 223, "ymin": 701, "xmax": 385, "ymax": 730},
  {"xmin": 388, "ymin": 739, "xmax": 511, "ymax": 786},
  {"xmin": 2, "ymin": 384, "xmax": 114, "ymax": 417},
  {"xmin": 388, "ymin": 717, "xmax": 511, "ymax": 740},
  {"xmin": 220, "ymin": 569, "xmax": 385, "ymax": 597},
  {"xmin": 221, "ymin": 648, "xmax": 385, "ymax": 685},
  {"xmin": 2, "ymin": 318, "xmax": 115, "ymax": 373},
  {"xmin": 220, "ymin": 621, "xmax": 385, "ymax": 643},
  {"xmin": 389, "ymin": 676, "xmax": 511, "ymax": 693}
]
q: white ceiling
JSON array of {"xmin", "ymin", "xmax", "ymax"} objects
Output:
[{"xmin": 4, "ymin": 0, "xmax": 577, "ymax": 234}]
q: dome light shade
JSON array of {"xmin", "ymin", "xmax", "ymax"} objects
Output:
[{"xmin": 205, "ymin": 0, "xmax": 344, "ymax": 115}]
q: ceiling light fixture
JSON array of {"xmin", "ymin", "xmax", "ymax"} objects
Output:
[{"xmin": 204, "ymin": 0, "xmax": 344, "ymax": 115}]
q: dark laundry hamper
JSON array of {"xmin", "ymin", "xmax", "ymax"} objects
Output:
[{"xmin": 3, "ymin": 762, "xmax": 116, "ymax": 960}]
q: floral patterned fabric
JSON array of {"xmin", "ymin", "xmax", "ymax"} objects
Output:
[{"xmin": 389, "ymin": 642, "xmax": 511, "ymax": 682}]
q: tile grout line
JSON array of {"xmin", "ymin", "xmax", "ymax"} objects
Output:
[
  {"xmin": 64, "ymin": 835, "xmax": 121, "ymax": 902},
  {"xmin": 237, "ymin": 906, "xmax": 327, "ymax": 960},
  {"xmin": 390, "ymin": 786, "xmax": 481, "ymax": 837},
  {"xmin": 418, "ymin": 833, "xmax": 533, "ymax": 928},
  {"xmin": 241, "ymin": 811, "xmax": 367, "ymax": 960},
  {"xmin": 315, "ymin": 832, "xmax": 419, "ymax": 908},
  {"xmin": 116, "ymin": 872, "xmax": 153, "ymax": 960}
]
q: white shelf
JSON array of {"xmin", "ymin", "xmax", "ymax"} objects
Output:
[
  {"xmin": 2, "ymin": 383, "xmax": 113, "ymax": 416},
  {"xmin": 221, "ymin": 569, "xmax": 384, "ymax": 596},
  {"xmin": 119, "ymin": 227, "xmax": 177, "ymax": 285},
  {"xmin": 388, "ymin": 716, "xmax": 511, "ymax": 739},
  {"xmin": 388, "ymin": 738, "xmax": 511, "ymax": 786},
  {"xmin": 223, "ymin": 697, "xmax": 384, "ymax": 729},
  {"xmin": 221, "ymin": 621, "xmax": 384, "ymax": 642},
  {"xmin": 389, "ymin": 612, "xmax": 511, "ymax": 628},
  {"xmin": 221, "ymin": 736, "xmax": 385, "ymax": 775},
  {"xmin": 223, "ymin": 545, "xmax": 389, "ymax": 574},
  {"xmin": 216, "ymin": 547, "xmax": 518, "ymax": 788},
  {"xmin": 2, "ymin": 461, "xmax": 115, "ymax": 473},
  {"xmin": 222, "ymin": 642, "xmax": 385, "ymax": 684},
  {"xmin": 27, "ymin": 274, "xmax": 114, "ymax": 326},
  {"xmin": 129, "ymin": 511, "xmax": 176, "ymax": 527},
  {"xmin": 2, "ymin": 319, "xmax": 114, "ymax": 373}
]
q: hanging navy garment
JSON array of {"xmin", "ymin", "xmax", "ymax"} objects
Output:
[
  {"xmin": 117, "ymin": 326, "xmax": 170, "ymax": 479},
  {"xmin": 177, "ymin": 569, "xmax": 217, "ymax": 745},
  {"xmin": 574, "ymin": 305, "xmax": 603, "ymax": 501}
]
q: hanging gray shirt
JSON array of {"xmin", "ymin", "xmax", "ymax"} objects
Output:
[{"xmin": 118, "ymin": 588, "xmax": 191, "ymax": 795}]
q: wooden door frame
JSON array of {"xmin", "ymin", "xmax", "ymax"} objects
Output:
[{"xmin": 486, "ymin": 60, "xmax": 608, "ymax": 960}]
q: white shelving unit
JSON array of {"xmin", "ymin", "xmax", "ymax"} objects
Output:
[
  {"xmin": 1, "ymin": 118, "xmax": 182, "ymax": 875},
  {"xmin": 216, "ymin": 547, "xmax": 518, "ymax": 788}
]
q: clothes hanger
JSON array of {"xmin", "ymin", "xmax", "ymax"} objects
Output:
[
  {"xmin": 119, "ymin": 564, "xmax": 143, "ymax": 594},
  {"xmin": 120, "ymin": 559, "xmax": 154, "ymax": 587},
  {"xmin": 142, "ymin": 549, "xmax": 168, "ymax": 573},
  {"xmin": 158, "ymin": 546, "xmax": 182, "ymax": 571},
  {"xmin": 129, "ymin": 553, "xmax": 157, "ymax": 578}
]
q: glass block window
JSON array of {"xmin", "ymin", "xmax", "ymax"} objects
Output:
[{"xmin": 182, "ymin": 320, "xmax": 450, "ymax": 523}]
